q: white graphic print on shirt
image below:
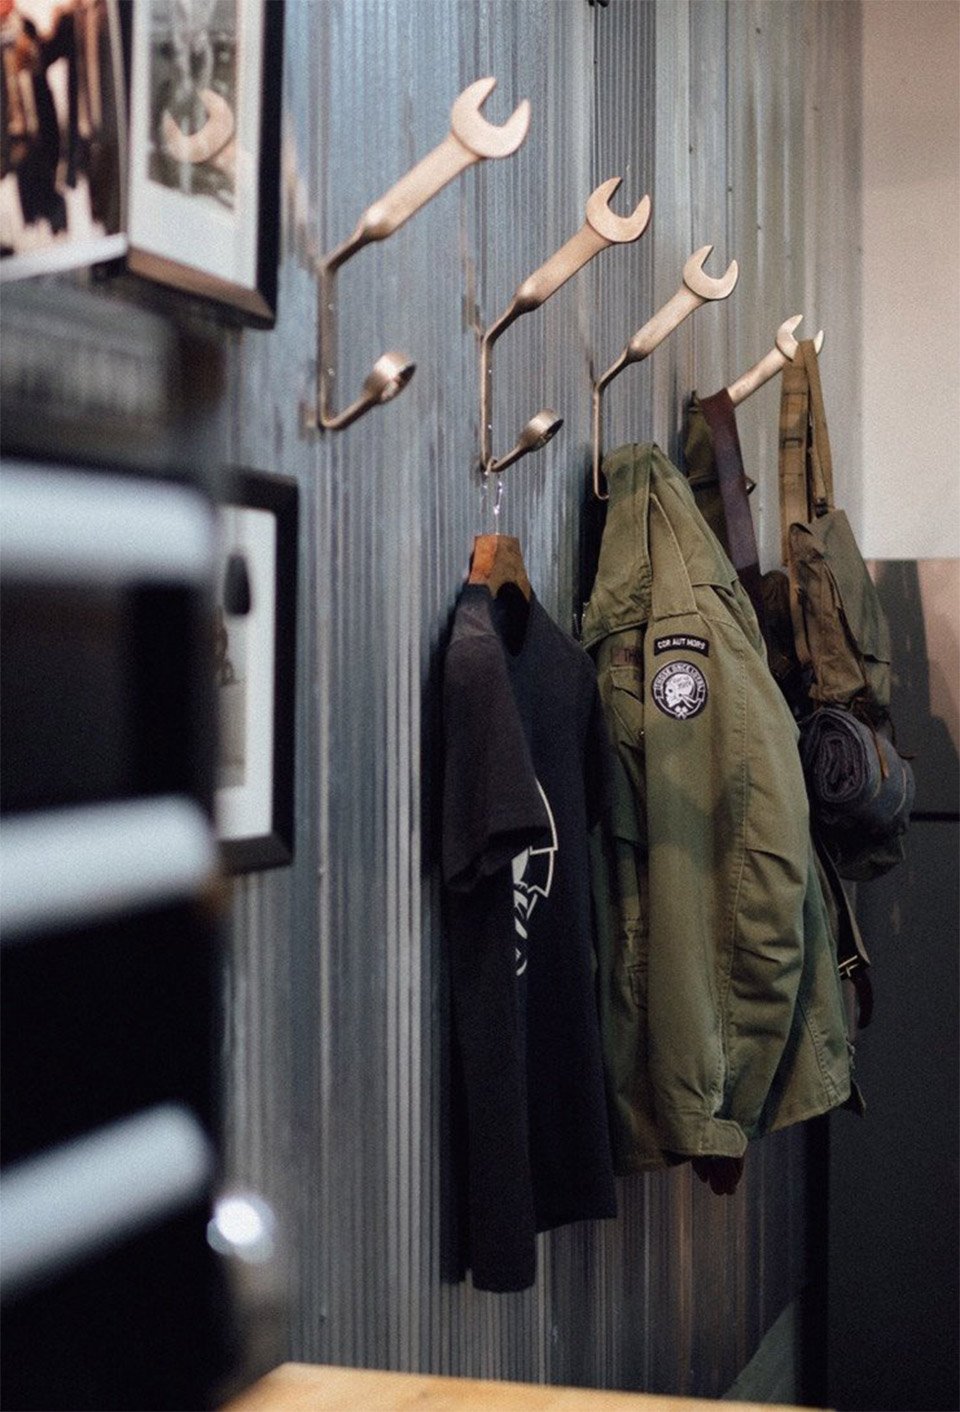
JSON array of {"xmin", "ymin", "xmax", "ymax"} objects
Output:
[{"xmin": 511, "ymin": 779, "xmax": 558, "ymax": 976}]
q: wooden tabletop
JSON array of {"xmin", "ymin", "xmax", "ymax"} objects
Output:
[{"xmin": 223, "ymin": 1362, "xmax": 819, "ymax": 1412}]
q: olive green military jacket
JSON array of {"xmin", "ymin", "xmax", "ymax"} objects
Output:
[{"xmin": 582, "ymin": 444, "xmax": 851, "ymax": 1171}]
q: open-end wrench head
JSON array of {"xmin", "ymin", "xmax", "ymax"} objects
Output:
[
  {"xmin": 775, "ymin": 315, "xmax": 805, "ymax": 360},
  {"xmin": 586, "ymin": 177, "xmax": 652, "ymax": 244},
  {"xmin": 775, "ymin": 314, "xmax": 825, "ymax": 360},
  {"xmin": 683, "ymin": 244, "xmax": 739, "ymax": 300},
  {"xmin": 773, "ymin": 316, "xmax": 824, "ymax": 358},
  {"xmin": 451, "ymin": 77, "xmax": 531, "ymax": 159}
]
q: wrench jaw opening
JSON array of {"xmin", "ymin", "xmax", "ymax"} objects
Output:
[
  {"xmin": 586, "ymin": 182, "xmax": 652, "ymax": 245},
  {"xmin": 725, "ymin": 315, "xmax": 825, "ymax": 411},
  {"xmin": 452, "ymin": 78, "xmax": 531, "ymax": 159},
  {"xmin": 683, "ymin": 244, "xmax": 739, "ymax": 301},
  {"xmin": 775, "ymin": 314, "xmax": 824, "ymax": 360}
]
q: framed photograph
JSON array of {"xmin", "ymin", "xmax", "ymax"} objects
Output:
[
  {"xmin": 127, "ymin": 0, "xmax": 283, "ymax": 325},
  {"xmin": 0, "ymin": 0, "xmax": 127, "ymax": 280},
  {"xmin": 214, "ymin": 469, "xmax": 297, "ymax": 872}
]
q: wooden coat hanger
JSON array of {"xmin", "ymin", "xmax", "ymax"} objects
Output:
[{"xmin": 468, "ymin": 533, "xmax": 532, "ymax": 601}]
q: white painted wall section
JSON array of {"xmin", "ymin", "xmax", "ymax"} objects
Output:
[{"xmin": 861, "ymin": 0, "xmax": 960, "ymax": 559}]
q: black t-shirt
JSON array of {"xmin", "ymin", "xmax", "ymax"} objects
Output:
[{"xmin": 442, "ymin": 583, "xmax": 617, "ymax": 1292}]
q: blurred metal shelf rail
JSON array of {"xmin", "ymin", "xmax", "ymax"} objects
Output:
[
  {"xmin": 1, "ymin": 421, "xmax": 235, "ymax": 1402},
  {"xmin": 0, "ymin": 798, "xmax": 216, "ymax": 943},
  {"xmin": 0, "ymin": 462, "xmax": 214, "ymax": 585},
  {"xmin": 0, "ymin": 1105, "xmax": 214, "ymax": 1299}
]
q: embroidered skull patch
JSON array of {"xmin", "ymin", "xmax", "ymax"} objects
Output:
[{"xmin": 651, "ymin": 659, "xmax": 708, "ymax": 720}]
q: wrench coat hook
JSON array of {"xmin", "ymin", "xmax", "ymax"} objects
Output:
[
  {"xmin": 725, "ymin": 315, "xmax": 825, "ymax": 407},
  {"xmin": 481, "ymin": 177, "xmax": 651, "ymax": 476},
  {"xmin": 313, "ymin": 78, "xmax": 530, "ymax": 432},
  {"xmin": 591, "ymin": 244, "xmax": 739, "ymax": 498}
]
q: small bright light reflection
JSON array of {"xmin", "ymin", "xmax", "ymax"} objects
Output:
[{"xmin": 207, "ymin": 1192, "xmax": 276, "ymax": 1264}]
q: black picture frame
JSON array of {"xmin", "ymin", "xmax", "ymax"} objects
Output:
[
  {"xmin": 214, "ymin": 469, "xmax": 297, "ymax": 872},
  {"xmin": 126, "ymin": 0, "xmax": 283, "ymax": 327}
]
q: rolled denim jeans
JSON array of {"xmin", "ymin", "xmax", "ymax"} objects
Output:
[{"xmin": 799, "ymin": 706, "xmax": 915, "ymax": 837}]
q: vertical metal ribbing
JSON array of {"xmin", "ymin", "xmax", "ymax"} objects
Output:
[{"xmin": 221, "ymin": 0, "xmax": 864, "ymax": 1395}]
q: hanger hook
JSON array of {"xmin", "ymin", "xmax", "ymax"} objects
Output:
[
  {"xmin": 481, "ymin": 180, "xmax": 651, "ymax": 477},
  {"xmin": 591, "ymin": 243, "xmax": 739, "ymax": 498},
  {"xmin": 311, "ymin": 78, "xmax": 530, "ymax": 433}
]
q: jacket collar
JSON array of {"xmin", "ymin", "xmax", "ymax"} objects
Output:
[{"xmin": 581, "ymin": 443, "xmax": 739, "ymax": 650}]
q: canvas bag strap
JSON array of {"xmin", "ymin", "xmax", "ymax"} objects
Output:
[
  {"xmin": 779, "ymin": 353, "xmax": 815, "ymax": 669},
  {"xmin": 778, "ymin": 350, "xmax": 811, "ymax": 563},
  {"xmin": 798, "ymin": 337, "xmax": 835, "ymax": 513},
  {"xmin": 697, "ymin": 389, "xmax": 769, "ymax": 638}
]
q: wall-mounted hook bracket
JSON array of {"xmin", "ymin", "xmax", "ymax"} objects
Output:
[
  {"xmin": 591, "ymin": 243, "xmax": 739, "ymax": 498},
  {"xmin": 725, "ymin": 314, "xmax": 825, "ymax": 407},
  {"xmin": 310, "ymin": 78, "xmax": 530, "ymax": 433},
  {"xmin": 480, "ymin": 178, "xmax": 651, "ymax": 475}
]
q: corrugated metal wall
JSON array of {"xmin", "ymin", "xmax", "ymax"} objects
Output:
[{"xmin": 222, "ymin": 0, "xmax": 862, "ymax": 1396}]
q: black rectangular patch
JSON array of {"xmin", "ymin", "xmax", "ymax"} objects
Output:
[
  {"xmin": 612, "ymin": 646, "xmax": 643, "ymax": 667},
  {"xmin": 653, "ymin": 633, "xmax": 709, "ymax": 657}
]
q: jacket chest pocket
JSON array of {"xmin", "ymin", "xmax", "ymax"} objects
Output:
[{"xmin": 602, "ymin": 665, "xmax": 647, "ymax": 849}]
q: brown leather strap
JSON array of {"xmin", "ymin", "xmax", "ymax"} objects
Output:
[
  {"xmin": 799, "ymin": 338, "xmax": 835, "ymax": 512},
  {"xmin": 697, "ymin": 389, "xmax": 768, "ymax": 638}
]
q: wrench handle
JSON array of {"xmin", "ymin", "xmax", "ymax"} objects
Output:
[
  {"xmin": 345, "ymin": 133, "xmax": 476, "ymax": 257},
  {"xmin": 627, "ymin": 285, "xmax": 704, "ymax": 362},
  {"xmin": 511, "ymin": 224, "xmax": 609, "ymax": 315},
  {"xmin": 726, "ymin": 345, "xmax": 786, "ymax": 407}
]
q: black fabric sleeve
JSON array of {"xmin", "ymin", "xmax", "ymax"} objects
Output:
[
  {"xmin": 582, "ymin": 666, "xmax": 613, "ymax": 832},
  {"xmin": 442, "ymin": 638, "xmax": 550, "ymax": 893}
]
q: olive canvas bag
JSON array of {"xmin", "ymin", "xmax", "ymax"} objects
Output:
[
  {"xmin": 777, "ymin": 340, "xmax": 914, "ymax": 880},
  {"xmin": 778, "ymin": 340, "xmax": 891, "ymax": 719}
]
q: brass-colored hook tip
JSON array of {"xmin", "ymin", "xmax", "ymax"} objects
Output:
[
  {"xmin": 521, "ymin": 409, "xmax": 563, "ymax": 451},
  {"xmin": 774, "ymin": 316, "xmax": 824, "ymax": 362},
  {"xmin": 364, "ymin": 352, "xmax": 416, "ymax": 404}
]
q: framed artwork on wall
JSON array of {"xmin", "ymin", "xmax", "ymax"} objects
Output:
[
  {"xmin": 126, "ymin": 0, "xmax": 283, "ymax": 326},
  {"xmin": 0, "ymin": 0, "xmax": 128, "ymax": 281},
  {"xmin": 214, "ymin": 469, "xmax": 297, "ymax": 873}
]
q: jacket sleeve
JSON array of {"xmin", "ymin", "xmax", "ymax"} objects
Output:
[{"xmin": 644, "ymin": 588, "xmax": 810, "ymax": 1158}]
